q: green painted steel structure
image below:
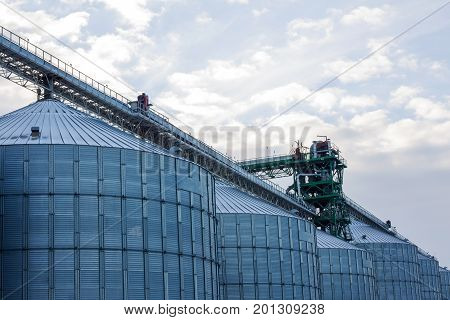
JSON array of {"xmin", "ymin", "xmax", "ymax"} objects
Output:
[{"xmin": 238, "ymin": 138, "xmax": 351, "ymax": 240}]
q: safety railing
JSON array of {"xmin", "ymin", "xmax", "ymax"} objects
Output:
[
  {"xmin": 238, "ymin": 154, "xmax": 294, "ymax": 167},
  {"xmin": 0, "ymin": 26, "xmax": 132, "ymax": 104}
]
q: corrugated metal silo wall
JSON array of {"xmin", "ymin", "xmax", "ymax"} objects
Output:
[
  {"xmin": 0, "ymin": 145, "xmax": 219, "ymax": 300},
  {"xmin": 355, "ymin": 243, "xmax": 422, "ymax": 299},
  {"xmin": 417, "ymin": 255, "xmax": 441, "ymax": 300},
  {"xmin": 318, "ymin": 248, "xmax": 377, "ymax": 299},
  {"xmin": 440, "ymin": 269, "xmax": 450, "ymax": 300},
  {"xmin": 218, "ymin": 213, "xmax": 320, "ymax": 299}
]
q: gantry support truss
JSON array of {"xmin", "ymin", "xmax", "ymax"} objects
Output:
[{"xmin": 239, "ymin": 139, "xmax": 353, "ymax": 239}]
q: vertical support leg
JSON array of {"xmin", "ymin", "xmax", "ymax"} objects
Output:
[{"xmin": 43, "ymin": 74, "xmax": 54, "ymax": 99}]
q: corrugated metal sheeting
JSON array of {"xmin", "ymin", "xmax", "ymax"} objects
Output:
[
  {"xmin": 317, "ymin": 231, "xmax": 377, "ymax": 299},
  {"xmin": 440, "ymin": 268, "xmax": 450, "ymax": 300},
  {"xmin": 350, "ymin": 220, "xmax": 422, "ymax": 299},
  {"xmin": 216, "ymin": 181, "xmax": 320, "ymax": 299},
  {"xmin": 417, "ymin": 254, "xmax": 441, "ymax": 300},
  {"xmin": 0, "ymin": 100, "xmax": 219, "ymax": 299}
]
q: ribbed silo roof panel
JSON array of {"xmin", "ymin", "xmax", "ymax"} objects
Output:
[
  {"xmin": 0, "ymin": 99, "xmax": 167, "ymax": 154},
  {"xmin": 418, "ymin": 253, "xmax": 434, "ymax": 260},
  {"xmin": 316, "ymin": 230, "xmax": 363, "ymax": 250},
  {"xmin": 349, "ymin": 220, "xmax": 406, "ymax": 244},
  {"xmin": 215, "ymin": 180, "xmax": 294, "ymax": 217}
]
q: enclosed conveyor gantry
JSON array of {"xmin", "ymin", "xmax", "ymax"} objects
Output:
[{"xmin": 0, "ymin": 25, "xmax": 314, "ymax": 217}]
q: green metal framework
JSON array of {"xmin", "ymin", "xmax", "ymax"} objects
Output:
[{"xmin": 239, "ymin": 138, "xmax": 352, "ymax": 240}]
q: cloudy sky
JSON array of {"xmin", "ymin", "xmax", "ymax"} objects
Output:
[{"xmin": 0, "ymin": 0, "xmax": 449, "ymax": 266}]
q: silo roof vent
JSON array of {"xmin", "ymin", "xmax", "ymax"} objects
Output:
[{"xmin": 31, "ymin": 126, "xmax": 40, "ymax": 138}]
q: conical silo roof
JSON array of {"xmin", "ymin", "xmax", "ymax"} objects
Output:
[
  {"xmin": 215, "ymin": 180, "xmax": 295, "ymax": 217},
  {"xmin": 350, "ymin": 220, "xmax": 406, "ymax": 244},
  {"xmin": 316, "ymin": 230, "xmax": 364, "ymax": 250},
  {"xmin": 0, "ymin": 98, "xmax": 167, "ymax": 153}
]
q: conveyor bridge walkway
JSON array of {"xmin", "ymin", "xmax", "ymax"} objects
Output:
[{"xmin": 0, "ymin": 25, "xmax": 313, "ymax": 216}]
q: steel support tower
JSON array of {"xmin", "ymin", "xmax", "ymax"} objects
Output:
[{"xmin": 239, "ymin": 138, "xmax": 352, "ymax": 240}]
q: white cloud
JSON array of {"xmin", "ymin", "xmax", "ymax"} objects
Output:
[
  {"xmin": 397, "ymin": 55, "xmax": 418, "ymax": 70},
  {"xmin": 0, "ymin": 6, "xmax": 89, "ymax": 43},
  {"xmin": 430, "ymin": 61, "xmax": 444, "ymax": 71},
  {"xmin": 348, "ymin": 109, "xmax": 388, "ymax": 130},
  {"xmin": 130, "ymin": 54, "xmax": 171, "ymax": 76},
  {"xmin": 287, "ymin": 18, "xmax": 333, "ymax": 43},
  {"xmin": 196, "ymin": 12, "xmax": 212, "ymax": 24},
  {"xmin": 95, "ymin": 0, "xmax": 158, "ymax": 30},
  {"xmin": 249, "ymin": 83, "xmax": 310, "ymax": 111},
  {"xmin": 155, "ymin": 88, "xmax": 234, "ymax": 127},
  {"xmin": 252, "ymin": 8, "xmax": 268, "ymax": 17},
  {"xmin": 323, "ymin": 38, "xmax": 396, "ymax": 83},
  {"xmin": 250, "ymin": 51, "xmax": 272, "ymax": 65},
  {"xmin": 423, "ymin": 60, "xmax": 448, "ymax": 75},
  {"xmin": 268, "ymin": 110, "xmax": 331, "ymax": 133},
  {"xmin": 341, "ymin": 6, "xmax": 390, "ymax": 26},
  {"xmin": 340, "ymin": 95, "xmax": 378, "ymax": 110},
  {"xmin": 157, "ymin": 89, "xmax": 230, "ymax": 109},
  {"xmin": 169, "ymin": 72, "xmax": 203, "ymax": 89},
  {"xmin": 53, "ymin": 27, "xmax": 165, "ymax": 98},
  {"xmin": 82, "ymin": 33, "xmax": 138, "ymax": 68},
  {"xmin": 405, "ymin": 97, "xmax": 450, "ymax": 120},
  {"xmin": 167, "ymin": 32, "xmax": 180, "ymax": 44},
  {"xmin": 389, "ymin": 86, "xmax": 421, "ymax": 105},
  {"xmin": 0, "ymin": 5, "xmax": 51, "ymax": 31},
  {"xmin": 366, "ymin": 37, "xmax": 389, "ymax": 51},
  {"xmin": 206, "ymin": 60, "xmax": 254, "ymax": 81},
  {"xmin": 345, "ymin": 114, "xmax": 450, "ymax": 155},
  {"xmin": 184, "ymin": 88, "xmax": 231, "ymax": 105},
  {"xmin": 168, "ymin": 56, "xmax": 266, "ymax": 90},
  {"xmin": 0, "ymin": 4, "xmax": 143, "ymax": 96},
  {"xmin": 309, "ymin": 89, "xmax": 341, "ymax": 113},
  {"xmin": 46, "ymin": 11, "xmax": 90, "ymax": 41},
  {"xmin": 323, "ymin": 54, "xmax": 392, "ymax": 83},
  {"xmin": 226, "ymin": 0, "xmax": 249, "ymax": 4},
  {"xmin": 380, "ymin": 118, "xmax": 425, "ymax": 151},
  {"xmin": 0, "ymin": 79, "xmax": 35, "ymax": 115},
  {"xmin": 265, "ymin": 103, "xmax": 450, "ymax": 163}
]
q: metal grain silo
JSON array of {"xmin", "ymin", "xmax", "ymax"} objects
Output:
[
  {"xmin": 317, "ymin": 230, "xmax": 377, "ymax": 300},
  {"xmin": 440, "ymin": 267, "xmax": 450, "ymax": 300},
  {"xmin": 417, "ymin": 254, "xmax": 441, "ymax": 300},
  {"xmin": 0, "ymin": 99, "xmax": 219, "ymax": 300},
  {"xmin": 349, "ymin": 221, "xmax": 422, "ymax": 299},
  {"xmin": 216, "ymin": 181, "xmax": 320, "ymax": 300}
]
